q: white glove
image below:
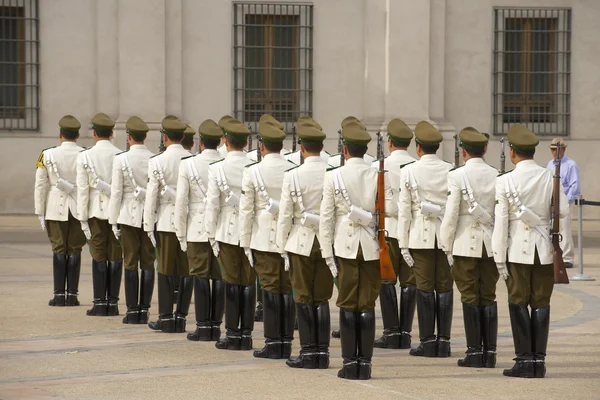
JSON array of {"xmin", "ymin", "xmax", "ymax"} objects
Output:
[
  {"xmin": 325, "ymin": 257, "xmax": 338, "ymax": 278},
  {"xmin": 178, "ymin": 236, "xmax": 187, "ymax": 252},
  {"xmin": 112, "ymin": 225, "xmax": 121, "ymax": 240},
  {"xmin": 38, "ymin": 215, "xmax": 46, "ymax": 231},
  {"xmin": 282, "ymin": 252, "xmax": 290, "ymax": 272},
  {"xmin": 446, "ymin": 252, "xmax": 454, "ymax": 268},
  {"xmin": 209, "ymin": 238, "xmax": 220, "ymax": 258},
  {"xmin": 80, "ymin": 221, "xmax": 92, "ymax": 241},
  {"xmin": 244, "ymin": 247, "xmax": 254, "ymax": 267},
  {"xmin": 401, "ymin": 248, "xmax": 415, "ymax": 268},
  {"xmin": 147, "ymin": 232, "xmax": 157, "ymax": 248},
  {"xmin": 497, "ymin": 262, "xmax": 509, "ymax": 281}
]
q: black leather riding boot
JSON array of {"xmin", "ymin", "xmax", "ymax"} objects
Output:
[
  {"xmin": 399, "ymin": 285, "xmax": 417, "ymax": 349},
  {"xmin": 122, "ymin": 269, "xmax": 140, "ymax": 324},
  {"xmin": 255, "ymin": 279, "xmax": 264, "ymax": 322},
  {"xmin": 49, "ymin": 253, "xmax": 68, "ymax": 306},
  {"xmin": 174, "ymin": 276, "xmax": 194, "ymax": 332},
  {"xmin": 531, "ymin": 306, "xmax": 550, "ymax": 378},
  {"xmin": 107, "ymin": 260, "xmax": 123, "ymax": 316},
  {"xmin": 409, "ymin": 290, "xmax": 436, "ymax": 357},
  {"xmin": 337, "ymin": 309, "xmax": 359, "ymax": 380},
  {"xmin": 240, "ymin": 283, "xmax": 256, "ymax": 350},
  {"xmin": 281, "ymin": 293, "xmax": 295, "ymax": 359},
  {"xmin": 315, "ymin": 302, "xmax": 331, "ymax": 369},
  {"xmin": 457, "ymin": 303, "xmax": 483, "ymax": 367},
  {"xmin": 215, "ymin": 283, "xmax": 242, "ymax": 350},
  {"xmin": 286, "ymin": 303, "xmax": 317, "ymax": 369},
  {"xmin": 65, "ymin": 253, "xmax": 81, "ymax": 306},
  {"xmin": 210, "ymin": 279, "xmax": 225, "ymax": 341},
  {"xmin": 481, "ymin": 302, "xmax": 498, "ymax": 368},
  {"xmin": 374, "ymin": 284, "xmax": 400, "ymax": 349},
  {"xmin": 187, "ymin": 277, "xmax": 211, "ymax": 341},
  {"xmin": 148, "ymin": 273, "xmax": 175, "ymax": 332},
  {"xmin": 436, "ymin": 290, "xmax": 453, "ymax": 357},
  {"xmin": 357, "ymin": 311, "xmax": 375, "ymax": 380},
  {"xmin": 503, "ymin": 303, "xmax": 535, "ymax": 378},
  {"xmin": 254, "ymin": 290, "xmax": 283, "ymax": 359},
  {"xmin": 86, "ymin": 260, "xmax": 108, "ymax": 316},
  {"xmin": 139, "ymin": 269, "xmax": 155, "ymax": 324}
]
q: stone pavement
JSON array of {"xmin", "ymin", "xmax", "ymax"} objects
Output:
[{"xmin": 0, "ymin": 216, "xmax": 599, "ymax": 400}]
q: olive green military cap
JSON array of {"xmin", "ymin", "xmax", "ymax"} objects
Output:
[
  {"xmin": 259, "ymin": 121, "xmax": 286, "ymax": 143},
  {"xmin": 341, "ymin": 116, "xmax": 365, "ymax": 129},
  {"xmin": 414, "ymin": 121, "xmax": 443, "ymax": 145},
  {"xmin": 549, "ymin": 137, "xmax": 567, "ymax": 148},
  {"xmin": 298, "ymin": 124, "xmax": 326, "ymax": 142},
  {"xmin": 342, "ymin": 124, "xmax": 371, "ymax": 147},
  {"xmin": 387, "ymin": 118, "xmax": 413, "ymax": 144},
  {"xmin": 223, "ymin": 119, "xmax": 251, "ymax": 139},
  {"xmin": 184, "ymin": 125, "xmax": 195, "ymax": 137},
  {"xmin": 198, "ymin": 119, "xmax": 223, "ymax": 140},
  {"xmin": 459, "ymin": 126, "xmax": 488, "ymax": 148},
  {"xmin": 297, "ymin": 115, "xmax": 323, "ymax": 131},
  {"xmin": 218, "ymin": 115, "xmax": 234, "ymax": 129},
  {"xmin": 508, "ymin": 124, "xmax": 539, "ymax": 151},
  {"xmin": 59, "ymin": 115, "xmax": 81, "ymax": 133},
  {"xmin": 161, "ymin": 115, "xmax": 186, "ymax": 134},
  {"xmin": 125, "ymin": 116, "xmax": 149, "ymax": 134},
  {"xmin": 91, "ymin": 113, "xmax": 115, "ymax": 131},
  {"xmin": 259, "ymin": 114, "xmax": 284, "ymax": 130}
]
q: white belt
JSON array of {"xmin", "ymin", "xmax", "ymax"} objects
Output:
[{"xmin": 189, "ymin": 203, "xmax": 206, "ymax": 212}]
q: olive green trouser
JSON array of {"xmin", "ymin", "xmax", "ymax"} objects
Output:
[
  {"xmin": 187, "ymin": 241, "xmax": 222, "ymax": 280},
  {"xmin": 507, "ymin": 250, "xmax": 554, "ymax": 308},
  {"xmin": 120, "ymin": 224, "xmax": 154, "ymax": 271},
  {"xmin": 411, "ymin": 242, "xmax": 453, "ymax": 293},
  {"xmin": 383, "ymin": 238, "xmax": 417, "ymax": 286},
  {"xmin": 217, "ymin": 242, "xmax": 256, "ymax": 286},
  {"xmin": 46, "ymin": 212, "xmax": 86, "ymax": 255},
  {"xmin": 289, "ymin": 239, "xmax": 334, "ymax": 305},
  {"xmin": 254, "ymin": 250, "xmax": 292, "ymax": 294},
  {"xmin": 336, "ymin": 247, "xmax": 381, "ymax": 312},
  {"xmin": 88, "ymin": 218, "xmax": 122, "ymax": 261},
  {"xmin": 451, "ymin": 245, "xmax": 498, "ymax": 306},
  {"xmin": 156, "ymin": 231, "xmax": 188, "ymax": 276}
]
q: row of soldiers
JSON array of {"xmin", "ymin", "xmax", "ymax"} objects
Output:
[{"xmin": 34, "ymin": 112, "xmax": 567, "ymax": 381}]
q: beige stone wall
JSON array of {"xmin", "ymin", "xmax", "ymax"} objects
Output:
[{"xmin": 1, "ymin": 0, "xmax": 598, "ymax": 218}]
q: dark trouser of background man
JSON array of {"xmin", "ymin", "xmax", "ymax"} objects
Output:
[
  {"xmin": 185, "ymin": 242, "xmax": 225, "ymax": 342},
  {"xmin": 86, "ymin": 218, "xmax": 123, "ymax": 316},
  {"xmin": 374, "ymin": 238, "xmax": 417, "ymax": 349},
  {"xmin": 46, "ymin": 212, "xmax": 86, "ymax": 307},
  {"xmin": 121, "ymin": 224, "xmax": 156, "ymax": 324},
  {"xmin": 253, "ymin": 250, "xmax": 295, "ymax": 360}
]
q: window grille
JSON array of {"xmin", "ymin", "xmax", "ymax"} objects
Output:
[
  {"xmin": 492, "ymin": 8, "xmax": 571, "ymax": 136},
  {"xmin": 0, "ymin": 0, "xmax": 39, "ymax": 131},
  {"xmin": 233, "ymin": 2, "xmax": 313, "ymax": 133}
]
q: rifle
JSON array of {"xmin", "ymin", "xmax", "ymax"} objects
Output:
[
  {"xmin": 292, "ymin": 125, "xmax": 297, "ymax": 152},
  {"xmin": 376, "ymin": 131, "xmax": 396, "ymax": 281},
  {"xmin": 500, "ymin": 137, "xmax": 506, "ymax": 173},
  {"xmin": 551, "ymin": 143, "xmax": 569, "ymax": 284},
  {"xmin": 159, "ymin": 130, "xmax": 166, "ymax": 153},
  {"xmin": 256, "ymin": 132, "xmax": 262, "ymax": 162},
  {"xmin": 453, "ymin": 133, "xmax": 459, "ymax": 167},
  {"xmin": 248, "ymin": 124, "xmax": 253, "ymax": 152},
  {"xmin": 337, "ymin": 129, "xmax": 345, "ymax": 166}
]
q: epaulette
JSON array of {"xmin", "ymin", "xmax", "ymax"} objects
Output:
[
  {"xmin": 245, "ymin": 162, "xmax": 258, "ymax": 168},
  {"xmin": 79, "ymin": 147, "xmax": 89, "ymax": 152},
  {"xmin": 400, "ymin": 161, "xmax": 415, "ymax": 169},
  {"xmin": 285, "ymin": 165, "xmax": 300, "ymax": 172},
  {"xmin": 443, "ymin": 160, "xmax": 454, "ymax": 165},
  {"xmin": 282, "ymin": 149, "xmax": 293, "ymax": 156},
  {"xmin": 286, "ymin": 160, "xmax": 296, "ymax": 167},
  {"xmin": 181, "ymin": 155, "xmax": 194, "ymax": 160},
  {"xmin": 498, "ymin": 169, "xmax": 513, "ymax": 177},
  {"xmin": 43, "ymin": 146, "xmax": 56, "ymax": 151},
  {"xmin": 116, "ymin": 150, "xmax": 128, "ymax": 156},
  {"xmin": 150, "ymin": 151, "xmax": 164, "ymax": 158},
  {"xmin": 449, "ymin": 165, "xmax": 464, "ymax": 172},
  {"xmin": 36, "ymin": 147, "xmax": 55, "ymax": 168},
  {"xmin": 209, "ymin": 159, "xmax": 223, "ymax": 166},
  {"xmin": 324, "ymin": 150, "xmax": 331, "ymax": 155},
  {"xmin": 327, "ymin": 165, "xmax": 340, "ymax": 171}
]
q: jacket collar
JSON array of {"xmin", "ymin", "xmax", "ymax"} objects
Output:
[{"xmin": 346, "ymin": 158, "xmax": 364, "ymax": 166}]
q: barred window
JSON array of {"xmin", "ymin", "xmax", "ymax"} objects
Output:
[
  {"xmin": 233, "ymin": 2, "xmax": 313, "ymax": 132},
  {"xmin": 0, "ymin": 0, "xmax": 39, "ymax": 131},
  {"xmin": 493, "ymin": 8, "xmax": 571, "ymax": 136}
]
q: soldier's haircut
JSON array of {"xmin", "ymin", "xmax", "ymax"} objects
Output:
[
  {"xmin": 129, "ymin": 132, "xmax": 146, "ymax": 143},
  {"xmin": 264, "ymin": 141, "xmax": 283, "ymax": 153},
  {"xmin": 301, "ymin": 141, "xmax": 323, "ymax": 153},
  {"xmin": 227, "ymin": 136, "xmax": 247, "ymax": 150},
  {"xmin": 60, "ymin": 130, "xmax": 78, "ymax": 141},
  {"xmin": 419, "ymin": 144, "xmax": 439, "ymax": 154},
  {"xmin": 95, "ymin": 129, "xmax": 112, "ymax": 139},
  {"xmin": 165, "ymin": 132, "xmax": 184, "ymax": 143},
  {"xmin": 462, "ymin": 144, "xmax": 485, "ymax": 158},
  {"xmin": 346, "ymin": 142, "xmax": 367, "ymax": 158},
  {"xmin": 201, "ymin": 138, "xmax": 220, "ymax": 150},
  {"xmin": 181, "ymin": 137, "xmax": 194, "ymax": 149},
  {"xmin": 513, "ymin": 147, "xmax": 535, "ymax": 159}
]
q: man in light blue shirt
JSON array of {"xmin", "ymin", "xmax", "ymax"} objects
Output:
[{"xmin": 547, "ymin": 138, "xmax": 580, "ymax": 268}]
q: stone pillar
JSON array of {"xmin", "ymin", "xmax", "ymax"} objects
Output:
[{"xmin": 362, "ymin": 0, "xmax": 386, "ymax": 133}]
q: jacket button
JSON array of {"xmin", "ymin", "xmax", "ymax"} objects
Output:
[
  {"xmin": 346, "ymin": 246, "xmax": 351, "ymax": 249},
  {"xmin": 470, "ymin": 247, "xmax": 475, "ymax": 250},
  {"xmin": 522, "ymin": 250, "xmax": 526, "ymax": 254},
  {"xmin": 524, "ymin": 227, "xmax": 529, "ymax": 231},
  {"xmin": 300, "ymin": 244, "xmax": 304, "ymax": 247}
]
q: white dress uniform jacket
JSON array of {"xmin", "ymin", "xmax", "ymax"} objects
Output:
[
  {"xmin": 492, "ymin": 160, "xmax": 568, "ymax": 265},
  {"xmin": 397, "ymin": 154, "xmax": 453, "ymax": 249},
  {"xmin": 284, "ymin": 150, "xmax": 330, "ymax": 165},
  {"xmin": 108, "ymin": 144, "xmax": 154, "ymax": 228},
  {"xmin": 174, "ymin": 149, "xmax": 223, "ymax": 242},
  {"xmin": 440, "ymin": 158, "xmax": 498, "ymax": 258},
  {"xmin": 204, "ymin": 151, "xmax": 253, "ymax": 245},
  {"xmin": 247, "ymin": 148, "xmax": 291, "ymax": 162},
  {"xmin": 76, "ymin": 140, "xmax": 122, "ymax": 221},
  {"xmin": 218, "ymin": 145, "xmax": 228, "ymax": 158},
  {"xmin": 239, "ymin": 153, "xmax": 293, "ymax": 252},
  {"xmin": 327, "ymin": 153, "xmax": 376, "ymax": 168},
  {"xmin": 319, "ymin": 158, "xmax": 396, "ymax": 261},
  {"xmin": 143, "ymin": 144, "xmax": 190, "ymax": 233},
  {"xmin": 276, "ymin": 156, "xmax": 328, "ymax": 257},
  {"xmin": 34, "ymin": 141, "xmax": 84, "ymax": 221},
  {"xmin": 370, "ymin": 149, "xmax": 416, "ymax": 241}
]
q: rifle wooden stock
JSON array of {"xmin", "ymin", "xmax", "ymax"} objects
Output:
[
  {"xmin": 376, "ymin": 132, "xmax": 396, "ymax": 281},
  {"xmin": 551, "ymin": 143, "xmax": 569, "ymax": 284},
  {"xmin": 453, "ymin": 134, "xmax": 460, "ymax": 167}
]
